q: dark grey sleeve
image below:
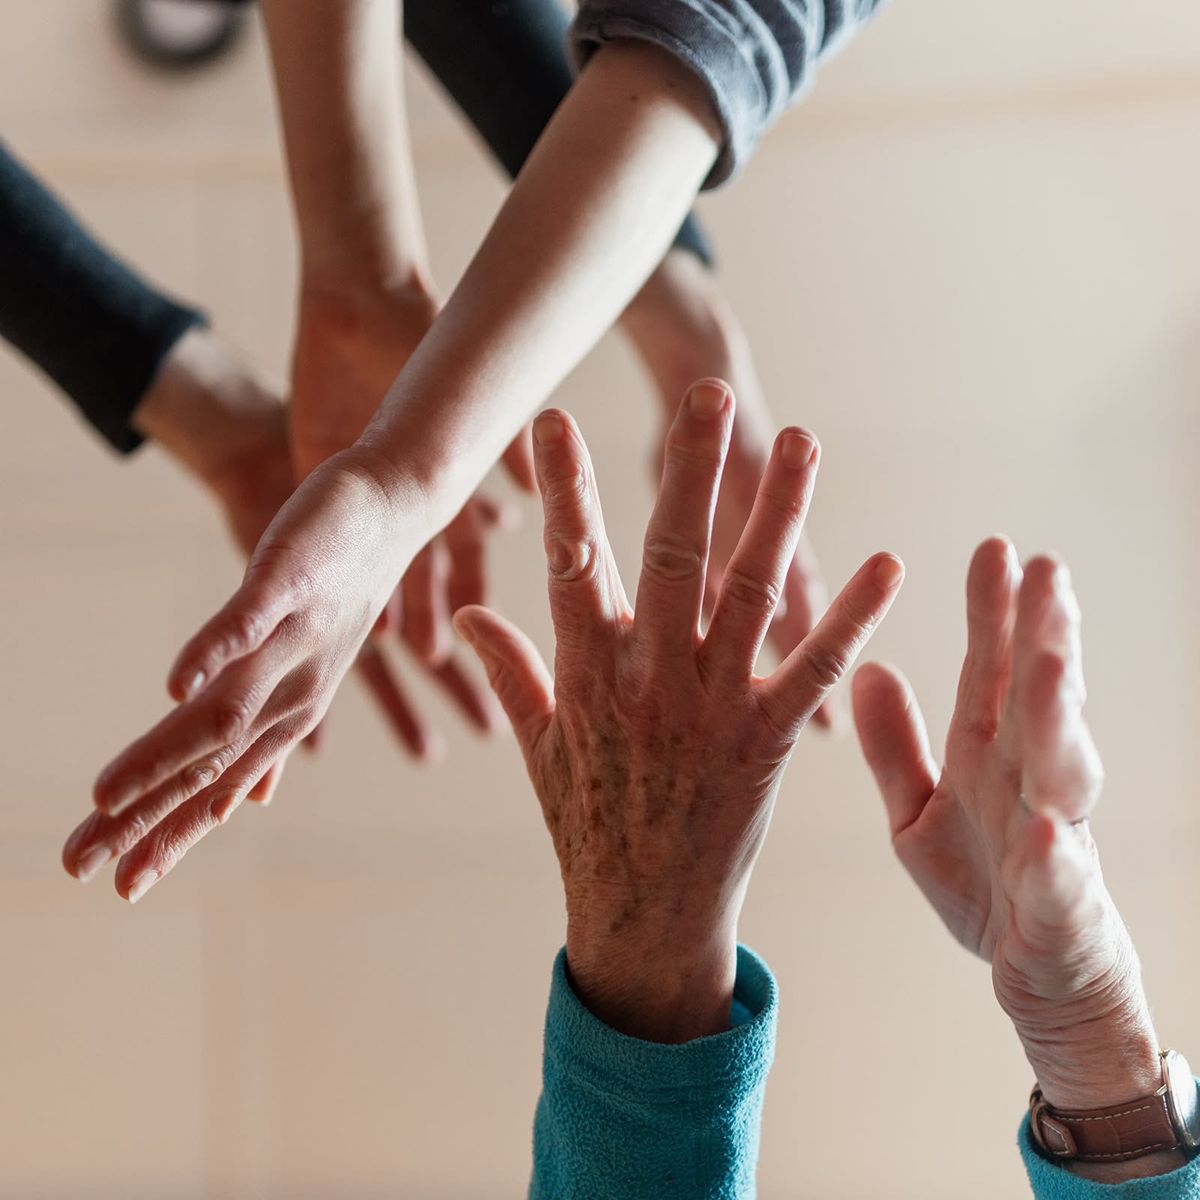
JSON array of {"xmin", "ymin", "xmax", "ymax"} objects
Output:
[{"xmin": 570, "ymin": 0, "xmax": 886, "ymax": 187}]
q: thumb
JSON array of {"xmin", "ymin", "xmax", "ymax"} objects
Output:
[
  {"xmin": 852, "ymin": 662, "xmax": 939, "ymax": 837},
  {"xmin": 454, "ymin": 605, "xmax": 554, "ymax": 750}
]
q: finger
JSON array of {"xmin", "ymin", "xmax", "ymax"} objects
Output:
[
  {"xmin": 532, "ymin": 410, "xmax": 627, "ymax": 650},
  {"xmin": 1016, "ymin": 649, "xmax": 1103, "ymax": 823},
  {"xmin": 632, "ymin": 380, "xmax": 734, "ymax": 660},
  {"xmin": 355, "ymin": 643, "xmax": 438, "ymax": 761},
  {"xmin": 301, "ymin": 718, "xmax": 325, "ymax": 753},
  {"xmin": 1005, "ymin": 813, "xmax": 1103, "ymax": 949},
  {"xmin": 401, "ymin": 540, "xmax": 452, "ymax": 665},
  {"xmin": 443, "ymin": 501, "xmax": 495, "ymax": 615},
  {"xmin": 373, "ymin": 588, "xmax": 401, "ymax": 638},
  {"xmin": 422, "ymin": 655, "xmax": 502, "ymax": 735},
  {"xmin": 454, "ymin": 605, "xmax": 554, "ymax": 752},
  {"xmin": 701, "ymin": 427, "xmax": 819, "ymax": 682},
  {"xmin": 851, "ymin": 662, "xmax": 939, "ymax": 838},
  {"xmin": 114, "ymin": 722, "xmax": 302, "ymax": 902},
  {"xmin": 248, "ymin": 757, "xmax": 285, "ymax": 805},
  {"xmin": 94, "ymin": 649, "xmax": 296, "ymax": 816},
  {"xmin": 766, "ymin": 535, "xmax": 837, "ymax": 730},
  {"xmin": 501, "ymin": 424, "xmax": 537, "ymax": 493},
  {"xmin": 951, "ymin": 536, "xmax": 1021, "ymax": 744},
  {"xmin": 67, "ymin": 745, "xmax": 272, "ymax": 883},
  {"xmin": 167, "ymin": 572, "xmax": 297, "ymax": 702},
  {"xmin": 757, "ymin": 553, "xmax": 905, "ymax": 741}
]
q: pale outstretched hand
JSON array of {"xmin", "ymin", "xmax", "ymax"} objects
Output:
[
  {"xmin": 853, "ymin": 539, "xmax": 1182, "ymax": 1180},
  {"xmin": 456, "ymin": 380, "xmax": 903, "ymax": 1042}
]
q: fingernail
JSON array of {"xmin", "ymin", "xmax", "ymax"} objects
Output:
[
  {"xmin": 126, "ymin": 871, "xmax": 158, "ymax": 905},
  {"xmin": 533, "ymin": 413, "xmax": 564, "ymax": 446},
  {"xmin": 75, "ymin": 846, "xmax": 111, "ymax": 883},
  {"xmin": 781, "ymin": 431, "xmax": 817, "ymax": 469},
  {"xmin": 687, "ymin": 381, "xmax": 728, "ymax": 416},
  {"xmin": 875, "ymin": 555, "xmax": 905, "ymax": 588}
]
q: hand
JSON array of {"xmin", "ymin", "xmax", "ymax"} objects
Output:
[
  {"xmin": 621, "ymin": 252, "xmax": 832, "ymax": 724},
  {"xmin": 65, "ymin": 342, "xmax": 497, "ymax": 897},
  {"xmin": 852, "ymin": 539, "xmax": 1184, "ymax": 1182},
  {"xmin": 290, "ymin": 283, "xmax": 532, "ymax": 661},
  {"xmin": 455, "ymin": 380, "xmax": 903, "ymax": 1042}
]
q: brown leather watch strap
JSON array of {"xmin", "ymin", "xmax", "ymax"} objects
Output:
[{"xmin": 1030, "ymin": 1083, "xmax": 1179, "ymax": 1163}]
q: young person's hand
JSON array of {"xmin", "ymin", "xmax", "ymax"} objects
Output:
[
  {"xmin": 61, "ymin": 331, "xmax": 498, "ymax": 896},
  {"xmin": 853, "ymin": 538, "xmax": 1187, "ymax": 1184},
  {"xmin": 621, "ymin": 251, "xmax": 831, "ymax": 724},
  {"xmin": 455, "ymin": 380, "xmax": 903, "ymax": 1042}
]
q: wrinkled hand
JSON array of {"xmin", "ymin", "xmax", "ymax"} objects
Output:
[
  {"xmin": 456, "ymin": 380, "xmax": 903, "ymax": 1042},
  {"xmin": 852, "ymin": 539, "xmax": 1169, "ymax": 1132},
  {"xmin": 669, "ymin": 364, "xmax": 830, "ymax": 721}
]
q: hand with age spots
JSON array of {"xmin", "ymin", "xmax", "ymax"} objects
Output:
[{"xmin": 455, "ymin": 380, "xmax": 904, "ymax": 1042}]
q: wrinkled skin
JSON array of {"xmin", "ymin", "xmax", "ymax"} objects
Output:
[{"xmin": 457, "ymin": 380, "xmax": 903, "ymax": 1042}]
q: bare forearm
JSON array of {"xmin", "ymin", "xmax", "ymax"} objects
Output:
[
  {"xmin": 360, "ymin": 41, "xmax": 721, "ymax": 530},
  {"xmin": 260, "ymin": 0, "xmax": 427, "ymax": 291}
]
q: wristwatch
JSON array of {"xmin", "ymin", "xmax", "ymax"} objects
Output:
[{"xmin": 1029, "ymin": 1050, "xmax": 1200, "ymax": 1163}]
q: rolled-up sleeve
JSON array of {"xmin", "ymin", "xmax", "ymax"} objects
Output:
[{"xmin": 570, "ymin": 0, "xmax": 886, "ymax": 186}]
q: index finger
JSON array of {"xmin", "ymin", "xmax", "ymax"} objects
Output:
[{"xmin": 532, "ymin": 410, "xmax": 628, "ymax": 653}]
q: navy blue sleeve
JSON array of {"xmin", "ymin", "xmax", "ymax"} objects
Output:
[{"xmin": 0, "ymin": 139, "xmax": 204, "ymax": 453}]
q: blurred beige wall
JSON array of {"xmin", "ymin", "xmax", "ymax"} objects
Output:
[{"xmin": 2, "ymin": 2, "xmax": 1198, "ymax": 1197}]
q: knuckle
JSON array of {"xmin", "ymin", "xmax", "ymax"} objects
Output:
[
  {"xmin": 209, "ymin": 695, "xmax": 254, "ymax": 745},
  {"xmin": 547, "ymin": 536, "xmax": 598, "ymax": 583},
  {"xmin": 543, "ymin": 465, "xmax": 590, "ymax": 513},
  {"xmin": 182, "ymin": 757, "xmax": 222, "ymax": 796},
  {"xmin": 665, "ymin": 438, "xmax": 723, "ymax": 471},
  {"xmin": 222, "ymin": 607, "xmax": 267, "ymax": 656},
  {"xmin": 720, "ymin": 568, "xmax": 780, "ymax": 615},
  {"xmin": 641, "ymin": 537, "xmax": 704, "ymax": 584},
  {"xmin": 802, "ymin": 642, "xmax": 852, "ymax": 690}
]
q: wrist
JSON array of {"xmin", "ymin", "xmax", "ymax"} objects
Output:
[
  {"xmin": 566, "ymin": 907, "xmax": 738, "ymax": 1043},
  {"xmin": 621, "ymin": 252, "xmax": 742, "ymax": 404},
  {"xmin": 132, "ymin": 327, "xmax": 282, "ymax": 485}
]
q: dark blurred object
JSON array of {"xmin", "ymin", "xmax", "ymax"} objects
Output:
[{"xmin": 115, "ymin": 0, "xmax": 247, "ymax": 70}]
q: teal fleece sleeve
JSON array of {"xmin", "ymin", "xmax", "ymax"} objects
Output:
[
  {"xmin": 530, "ymin": 944, "xmax": 777, "ymax": 1200},
  {"xmin": 1021, "ymin": 1093, "xmax": 1200, "ymax": 1198}
]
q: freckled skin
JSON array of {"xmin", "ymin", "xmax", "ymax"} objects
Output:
[{"xmin": 460, "ymin": 400, "xmax": 902, "ymax": 1041}]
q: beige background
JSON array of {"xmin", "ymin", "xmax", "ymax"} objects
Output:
[{"xmin": 2, "ymin": 2, "xmax": 1198, "ymax": 1196}]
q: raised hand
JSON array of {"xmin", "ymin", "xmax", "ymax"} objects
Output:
[
  {"xmin": 852, "ymin": 538, "xmax": 1185, "ymax": 1181},
  {"xmin": 62, "ymin": 341, "xmax": 498, "ymax": 897},
  {"xmin": 455, "ymin": 380, "xmax": 903, "ymax": 1042}
]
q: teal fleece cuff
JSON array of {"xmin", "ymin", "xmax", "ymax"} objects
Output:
[
  {"xmin": 530, "ymin": 944, "xmax": 777, "ymax": 1199},
  {"xmin": 1020, "ymin": 1091, "xmax": 1200, "ymax": 1198}
]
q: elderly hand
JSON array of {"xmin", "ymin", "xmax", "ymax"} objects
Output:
[
  {"xmin": 455, "ymin": 380, "xmax": 903, "ymax": 1042},
  {"xmin": 853, "ymin": 538, "xmax": 1185, "ymax": 1182}
]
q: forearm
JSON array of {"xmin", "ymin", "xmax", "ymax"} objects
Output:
[
  {"xmin": 260, "ymin": 0, "xmax": 427, "ymax": 293},
  {"xmin": 360, "ymin": 40, "xmax": 721, "ymax": 531}
]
